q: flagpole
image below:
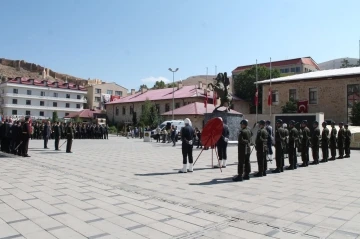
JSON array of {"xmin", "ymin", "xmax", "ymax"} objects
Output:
[
  {"xmin": 206, "ymin": 67, "xmax": 208, "ymax": 114},
  {"xmin": 255, "ymin": 60, "xmax": 258, "ymax": 123},
  {"xmin": 270, "ymin": 57, "xmax": 272, "ymax": 118}
]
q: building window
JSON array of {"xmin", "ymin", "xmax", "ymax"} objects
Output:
[
  {"xmin": 12, "ymin": 99, "xmax": 17, "ymax": 104},
  {"xmin": 272, "ymin": 90, "xmax": 279, "ymax": 103},
  {"xmin": 77, "ymin": 95, "xmax": 81, "ymax": 99},
  {"xmin": 347, "ymin": 84, "xmax": 360, "ymax": 123},
  {"xmin": 130, "ymin": 106, "xmax": 133, "ymax": 115},
  {"xmin": 122, "ymin": 106, "xmax": 126, "ymax": 115},
  {"xmin": 107, "ymin": 90, "xmax": 113, "ymax": 95},
  {"xmin": 284, "ymin": 68, "xmax": 289, "ymax": 73},
  {"xmin": 290, "ymin": 68, "xmax": 295, "ymax": 73},
  {"xmin": 40, "ymin": 101, "xmax": 44, "ymax": 106},
  {"xmin": 27, "ymin": 90, "xmax": 32, "ymax": 95},
  {"xmin": 53, "ymin": 102, "xmax": 57, "ymax": 107},
  {"xmin": 175, "ymin": 102, "xmax": 180, "ymax": 109},
  {"xmin": 296, "ymin": 67, "xmax": 301, "ymax": 73},
  {"xmin": 41, "ymin": 91, "xmax": 45, "ymax": 96},
  {"xmin": 76, "ymin": 104, "xmax": 80, "ymax": 109},
  {"xmin": 95, "ymin": 97, "xmax": 101, "ymax": 102},
  {"xmin": 65, "ymin": 113, "xmax": 69, "ymax": 116},
  {"xmin": 115, "ymin": 91, "xmax": 122, "ymax": 96},
  {"xmin": 309, "ymin": 88, "xmax": 318, "ymax": 104},
  {"xmin": 95, "ymin": 88, "xmax": 101, "ymax": 94},
  {"xmin": 165, "ymin": 103, "xmax": 170, "ymax": 112},
  {"xmin": 13, "ymin": 89, "xmax": 18, "ymax": 94},
  {"xmin": 25, "ymin": 110, "xmax": 30, "ymax": 115},
  {"xmin": 39, "ymin": 111, "xmax": 44, "ymax": 116},
  {"xmin": 66, "ymin": 103, "xmax": 70, "ymax": 108},
  {"xmin": 116, "ymin": 107, "xmax": 119, "ymax": 116},
  {"xmin": 305, "ymin": 68, "xmax": 308, "ymax": 72},
  {"xmin": 26, "ymin": 100, "xmax": 31, "ymax": 105},
  {"xmin": 66, "ymin": 94, "xmax": 70, "ymax": 98},
  {"xmin": 12, "ymin": 110, "xmax": 17, "ymax": 115},
  {"xmin": 289, "ymin": 89, "xmax": 297, "ymax": 101},
  {"xmin": 53, "ymin": 92, "xmax": 58, "ymax": 97}
]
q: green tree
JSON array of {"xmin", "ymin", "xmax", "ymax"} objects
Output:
[
  {"xmin": 233, "ymin": 66, "xmax": 281, "ymax": 113},
  {"xmin": 167, "ymin": 82, "xmax": 177, "ymax": 88},
  {"xmin": 73, "ymin": 116, "xmax": 83, "ymax": 123},
  {"xmin": 281, "ymin": 99, "xmax": 298, "ymax": 113},
  {"xmin": 153, "ymin": 80, "xmax": 166, "ymax": 89},
  {"xmin": 139, "ymin": 84, "xmax": 148, "ymax": 91},
  {"xmin": 139, "ymin": 100, "xmax": 160, "ymax": 128},
  {"xmin": 341, "ymin": 59, "xmax": 350, "ymax": 68},
  {"xmin": 350, "ymin": 101, "xmax": 360, "ymax": 126},
  {"xmin": 52, "ymin": 111, "xmax": 59, "ymax": 123}
]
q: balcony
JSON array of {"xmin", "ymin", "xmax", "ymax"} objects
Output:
[
  {"xmin": 1, "ymin": 104, "xmax": 82, "ymax": 112},
  {"xmin": 1, "ymin": 93, "xmax": 87, "ymax": 103}
]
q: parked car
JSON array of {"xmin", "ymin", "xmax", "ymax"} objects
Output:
[{"xmin": 151, "ymin": 120, "xmax": 185, "ymax": 139}]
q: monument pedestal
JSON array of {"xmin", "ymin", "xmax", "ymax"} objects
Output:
[{"xmin": 204, "ymin": 110, "xmax": 243, "ymax": 144}]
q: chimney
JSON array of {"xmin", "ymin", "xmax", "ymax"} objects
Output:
[
  {"xmin": 42, "ymin": 68, "xmax": 46, "ymax": 79},
  {"xmin": 16, "ymin": 77, "xmax": 21, "ymax": 84},
  {"xmin": 177, "ymin": 81, "xmax": 183, "ymax": 90},
  {"xmin": 198, "ymin": 81, "xmax": 203, "ymax": 89},
  {"xmin": 54, "ymin": 82, "xmax": 59, "ymax": 87},
  {"xmin": 131, "ymin": 89, "xmax": 135, "ymax": 95},
  {"xmin": 141, "ymin": 87, "xmax": 147, "ymax": 94},
  {"xmin": 46, "ymin": 68, "xmax": 50, "ymax": 77},
  {"xmin": 29, "ymin": 79, "xmax": 34, "ymax": 85}
]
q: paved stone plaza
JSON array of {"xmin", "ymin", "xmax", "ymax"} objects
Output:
[{"xmin": 0, "ymin": 136, "xmax": 360, "ymax": 239}]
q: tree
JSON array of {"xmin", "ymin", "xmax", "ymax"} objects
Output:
[
  {"xmin": 139, "ymin": 100, "xmax": 160, "ymax": 128},
  {"xmin": 73, "ymin": 116, "xmax": 83, "ymax": 124},
  {"xmin": 139, "ymin": 84, "xmax": 148, "ymax": 91},
  {"xmin": 281, "ymin": 99, "xmax": 298, "ymax": 113},
  {"xmin": 341, "ymin": 59, "xmax": 350, "ymax": 68},
  {"xmin": 167, "ymin": 82, "xmax": 177, "ymax": 88},
  {"xmin": 233, "ymin": 66, "xmax": 281, "ymax": 113},
  {"xmin": 52, "ymin": 111, "xmax": 58, "ymax": 123},
  {"xmin": 350, "ymin": 101, "xmax": 360, "ymax": 126},
  {"xmin": 153, "ymin": 80, "xmax": 166, "ymax": 89}
]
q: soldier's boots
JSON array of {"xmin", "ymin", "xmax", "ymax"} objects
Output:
[
  {"xmin": 243, "ymin": 175, "xmax": 250, "ymax": 180},
  {"xmin": 285, "ymin": 166, "xmax": 294, "ymax": 170},
  {"xmin": 337, "ymin": 156, "xmax": 343, "ymax": 159},
  {"xmin": 272, "ymin": 169, "xmax": 281, "ymax": 173},
  {"xmin": 310, "ymin": 160, "xmax": 319, "ymax": 165},
  {"xmin": 232, "ymin": 175, "xmax": 243, "ymax": 182},
  {"xmin": 344, "ymin": 155, "xmax": 350, "ymax": 158},
  {"xmin": 254, "ymin": 172, "xmax": 263, "ymax": 177}
]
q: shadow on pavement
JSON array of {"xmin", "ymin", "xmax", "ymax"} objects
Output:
[
  {"xmin": 135, "ymin": 171, "xmax": 179, "ymax": 176},
  {"xmin": 189, "ymin": 177, "xmax": 235, "ymax": 185}
]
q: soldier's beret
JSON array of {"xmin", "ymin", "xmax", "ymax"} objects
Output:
[
  {"xmin": 313, "ymin": 121, "xmax": 319, "ymax": 125},
  {"xmin": 339, "ymin": 122, "xmax": 344, "ymax": 125},
  {"xmin": 301, "ymin": 120, "xmax": 307, "ymax": 124},
  {"xmin": 240, "ymin": 120, "xmax": 248, "ymax": 126},
  {"xmin": 322, "ymin": 121, "xmax": 327, "ymax": 125},
  {"xmin": 276, "ymin": 119, "xmax": 283, "ymax": 124},
  {"xmin": 259, "ymin": 120, "xmax": 266, "ymax": 125},
  {"xmin": 289, "ymin": 120, "xmax": 295, "ymax": 125}
]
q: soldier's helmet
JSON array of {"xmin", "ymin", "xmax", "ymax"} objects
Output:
[
  {"xmin": 289, "ymin": 120, "xmax": 295, "ymax": 125},
  {"xmin": 345, "ymin": 123, "xmax": 349, "ymax": 127},
  {"xmin": 276, "ymin": 119, "xmax": 283, "ymax": 124},
  {"xmin": 331, "ymin": 121, "xmax": 336, "ymax": 125},
  {"xmin": 301, "ymin": 120, "xmax": 308, "ymax": 124},
  {"xmin": 339, "ymin": 122, "xmax": 344, "ymax": 125},
  {"xmin": 240, "ymin": 120, "xmax": 248, "ymax": 126},
  {"xmin": 266, "ymin": 120, "xmax": 271, "ymax": 125},
  {"xmin": 313, "ymin": 121, "xmax": 319, "ymax": 125},
  {"xmin": 259, "ymin": 120, "xmax": 266, "ymax": 125},
  {"xmin": 322, "ymin": 121, "xmax": 327, "ymax": 126}
]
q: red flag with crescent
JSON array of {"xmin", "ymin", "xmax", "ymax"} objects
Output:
[{"xmin": 297, "ymin": 100, "xmax": 308, "ymax": 113}]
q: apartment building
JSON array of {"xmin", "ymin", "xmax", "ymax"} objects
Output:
[
  {"xmin": 86, "ymin": 82, "xmax": 128, "ymax": 110},
  {"xmin": 0, "ymin": 77, "xmax": 87, "ymax": 119}
]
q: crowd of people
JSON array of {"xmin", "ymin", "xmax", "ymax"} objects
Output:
[{"xmin": 178, "ymin": 117, "xmax": 353, "ymax": 182}]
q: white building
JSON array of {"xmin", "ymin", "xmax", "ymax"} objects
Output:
[{"xmin": 0, "ymin": 77, "xmax": 87, "ymax": 120}]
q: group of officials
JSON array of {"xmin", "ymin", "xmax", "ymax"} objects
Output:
[
  {"xmin": 178, "ymin": 117, "xmax": 352, "ymax": 181},
  {"xmin": 0, "ymin": 116, "xmax": 76, "ymax": 156}
]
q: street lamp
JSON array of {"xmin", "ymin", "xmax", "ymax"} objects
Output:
[{"xmin": 168, "ymin": 68, "xmax": 179, "ymax": 120}]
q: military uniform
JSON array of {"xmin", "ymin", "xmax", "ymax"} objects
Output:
[
  {"xmin": 234, "ymin": 120, "xmax": 251, "ymax": 181},
  {"xmin": 54, "ymin": 123, "xmax": 61, "ymax": 150},
  {"xmin": 255, "ymin": 121, "xmax": 268, "ymax": 177},
  {"xmin": 344, "ymin": 124, "xmax": 351, "ymax": 158},
  {"xmin": 287, "ymin": 121, "xmax": 298, "ymax": 170},
  {"xmin": 20, "ymin": 117, "xmax": 31, "ymax": 157},
  {"xmin": 329, "ymin": 122, "xmax": 337, "ymax": 160},
  {"xmin": 66, "ymin": 124, "xmax": 74, "ymax": 153},
  {"xmin": 321, "ymin": 122, "xmax": 330, "ymax": 162},
  {"xmin": 337, "ymin": 123, "xmax": 345, "ymax": 159},
  {"xmin": 274, "ymin": 120, "xmax": 286, "ymax": 173},
  {"xmin": 310, "ymin": 121, "xmax": 320, "ymax": 165},
  {"xmin": 300, "ymin": 121, "xmax": 311, "ymax": 167}
]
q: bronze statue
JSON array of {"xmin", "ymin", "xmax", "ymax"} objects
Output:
[{"xmin": 207, "ymin": 72, "xmax": 233, "ymax": 112}]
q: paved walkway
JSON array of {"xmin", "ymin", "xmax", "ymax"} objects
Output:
[{"xmin": 0, "ymin": 136, "xmax": 359, "ymax": 239}]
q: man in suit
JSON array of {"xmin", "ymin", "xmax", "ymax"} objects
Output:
[
  {"xmin": 66, "ymin": 122, "xmax": 74, "ymax": 153},
  {"xmin": 214, "ymin": 117, "xmax": 230, "ymax": 169},
  {"xmin": 54, "ymin": 122, "xmax": 61, "ymax": 150},
  {"xmin": 179, "ymin": 118, "xmax": 194, "ymax": 173},
  {"xmin": 43, "ymin": 121, "xmax": 51, "ymax": 149}
]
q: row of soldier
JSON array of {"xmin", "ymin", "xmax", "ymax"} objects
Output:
[
  {"xmin": 31, "ymin": 122, "xmax": 109, "ymax": 140},
  {"xmin": 233, "ymin": 119, "xmax": 352, "ymax": 181}
]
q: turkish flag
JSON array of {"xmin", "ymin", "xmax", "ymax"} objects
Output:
[
  {"xmin": 267, "ymin": 88, "xmax": 272, "ymax": 106},
  {"xmin": 297, "ymin": 100, "xmax": 308, "ymax": 113},
  {"xmin": 204, "ymin": 91, "xmax": 208, "ymax": 108},
  {"xmin": 255, "ymin": 88, "xmax": 259, "ymax": 106},
  {"xmin": 110, "ymin": 95, "xmax": 120, "ymax": 102},
  {"xmin": 213, "ymin": 91, "xmax": 217, "ymax": 106}
]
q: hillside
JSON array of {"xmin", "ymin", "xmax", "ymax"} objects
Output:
[
  {"xmin": 180, "ymin": 74, "xmax": 233, "ymax": 93},
  {"xmin": 0, "ymin": 58, "xmax": 87, "ymax": 85},
  {"xmin": 318, "ymin": 57, "xmax": 359, "ymax": 70}
]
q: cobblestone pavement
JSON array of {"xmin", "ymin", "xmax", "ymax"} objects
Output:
[{"xmin": 0, "ymin": 135, "xmax": 359, "ymax": 239}]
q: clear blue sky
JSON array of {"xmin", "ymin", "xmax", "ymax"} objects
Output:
[{"xmin": 1, "ymin": 0, "xmax": 359, "ymax": 91}]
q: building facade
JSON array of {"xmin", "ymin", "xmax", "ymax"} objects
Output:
[
  {"xmin": 86, "ymin": 82, "xmax": 128, "ymax": 110},
  {"xmin": 0, "ymin": 77, "xmax": 87, "ymax": 120},
  {"xmin": 257, "ymin": 67, "xmax": 360, "ymax": 124}
]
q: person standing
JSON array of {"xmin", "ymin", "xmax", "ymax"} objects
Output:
[
  {"xmin": 179, "ymin": 118, "xmax": 194, "ymax": 173},
  {"xmin": 344, "ymin": 124, "xmax": 351, "ymax": 158},
  {"xmin": 171, "ymin": 125, "xmax": 176, "ymax": 147},
  {"xmin": 233, "ymin": 119, "xmax": 251, "ymax": 182},
  {"xmin": 300, "ymin": 120, "xmax": 310, "ymax": 167},
  {"xmin": 195, "ymin": 128, "xmax": 202, "ymax": 149},
  {"xmin": 20, "ymin": 116, "xmax": 31, "ymax": 157},
  {"xmin": 66, "ymin": 122, "xmax": 74, "ymax": 153},
  {"xmin": 310, "ymin": 121, "xmax": 320, "ymax": 165},
  {"xmin": 255, "ymin": 120, "xmax": 268, "ymax": 177},
  {"xmin": 283, "ymin": 123, "xmax": 289, "ymax": 160},
  {"xmin": 265, "ymin": 120, "xmax": 274, "ymax": 161},
  {"xmin": 273, "ymin": 119, "xmax": 285, "ymax": 173},
  {"xmin": 337, "ymin": 122, "xmax": 345, "ymax": 159},
  {"xmin": 54, "ymin": 122, "xmax": 61, "ymax": 150},
  {"xmin": 320, "ymin": 122, "xmax": 330, "ymax": 163},
  {"xmin": 43, "ymin": 121, "xmax": 51, "ymax": 149},
  {"xmin": 286, "ymin": 120, "xmax": 298, "ymax": 170},
  {"xmin": 329, "ymin": 121, "xmax": 337, "ymax": 160},
  {"xmin": 214, "ymin": 117, "xmax": 230, "ymax": 169}
]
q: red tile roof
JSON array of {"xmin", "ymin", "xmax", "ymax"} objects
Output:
[
  {"xmin": 5, "ymin": 77, "xmax": 87, "ymax": 91},
  {"xmin": 66, "ymin": 109, "xmax": 102, "ymax": 119},
  {"xmin": 106, "ymin": 85, "xmax": 243, "ymax": 104},
  {"xmin": 232, "ymin": 57, "xmax": 320, "ymax": 72},
  {"xmin": 161, "ymin": 102, "xmax": 242, "ymax": 116}
]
